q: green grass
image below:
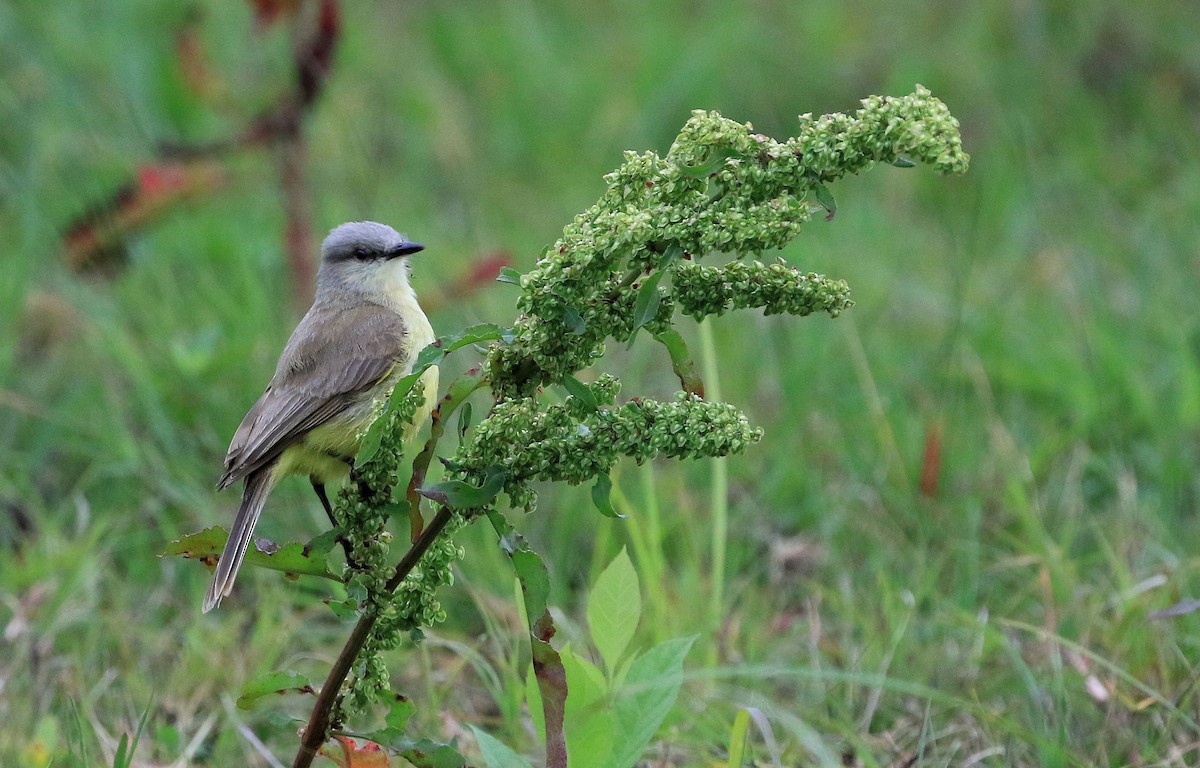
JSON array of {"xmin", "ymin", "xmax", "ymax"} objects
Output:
[{"xmin": 3, "ymin": 1, "xmax": 1200, "ymax": 765}]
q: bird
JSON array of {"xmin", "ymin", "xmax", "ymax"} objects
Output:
[{"xmin": 203, "ymin": 221, "xmax": 438, "ymax": 612}]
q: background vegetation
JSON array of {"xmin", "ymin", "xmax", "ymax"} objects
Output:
[{"xmin": 2, "ymin": 1, "xmax": 1198, "ymax": 765}]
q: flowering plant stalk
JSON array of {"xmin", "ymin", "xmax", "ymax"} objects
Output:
[{"xmin": 275, "ymin": 86, "xmax": 969, "ymax": 768}]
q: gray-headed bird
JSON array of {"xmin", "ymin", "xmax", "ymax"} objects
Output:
[{"xmin": 204, "ymin": 221, "xmax": 438, "ymax": 612}]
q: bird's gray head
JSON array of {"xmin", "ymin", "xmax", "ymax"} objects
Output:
[{"xmin": 315, "ymin": 221, "xmax": 425, "ymax": 301}]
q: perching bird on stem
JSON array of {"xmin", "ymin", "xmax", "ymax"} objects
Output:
[{"xmin": 204, "ymin": 221, "xmax": 438, "ymax": 612}]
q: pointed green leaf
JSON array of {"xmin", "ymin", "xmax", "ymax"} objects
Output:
[
  {"xmin": 385, "ymin": 695, "xmax": 417, "ymax": 730},
  {"xmin": 456, "ymin": 401, "xmax": 473, "ymax": 440},
  {"xmin": 326, "ymin": 597, "xmax": 360, "ymax": 622},
  {"xmin": 892, "ymin": 156, "xmax": 917, "ymax": 168},
  {"xmin": 418, "ymin": 466, "xmax": 507, "ymax": 509},
  {"xmin": 562, "ymin": 305, "xmax": 586, "ymax": 335},
  {"xmin": 652, "ymin": 329, "xmax": 704, "ymax": 398},
  {"xmin": 590, "ymin": 473, "xmax": 625, "ymax": 518},
  {"xmin": 587, "ymin": 548, "xmax": 641, "ymax": 674},
  {"xmin": 630, "ymin": 270, "xmax": 667, "ymax": 337},
  {"xmin": 813, "ymin": 182, "xmax": 836, "ymax": 221},
  {"xmin": 470, "ymin": 726, "xmax": 532, "ymax": 768},
  {"xmin": 611, "ymin": 636, "xmax": 696, "ymax": 768},
  {"xmin": 164, "ymin": 527, "xmax": 339, "ymax": 581},
  {"xmin": 236, "ymin": 670, "xmax": 314, "ymax": 710},
  {"xmin": 561, "ymin": 649, "xmax": 615, "ymax": 768},
  {"xmin": 496, "ymin": 266, "xmax": 523, "ymax": 285},
  {"xmin": 561, "ymin": 374, "xmax": 598, "ymax": 411},
  {"xmin": 678, "ymin": 147, "xmax": 741, "ymax": 178}
]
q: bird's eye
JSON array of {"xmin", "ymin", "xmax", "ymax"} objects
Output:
[{"xmin": 352, "ymin": 247, "xmax": 372, "ymax": 261}]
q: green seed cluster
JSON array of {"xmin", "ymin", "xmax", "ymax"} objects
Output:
[
  {"xmin": 319, "ymin": 88, "xmax": 968, "ymax": 732},
  {"xmin": 672, "ymin": 260, "xmax": 854, "ymax": 319},
  {"xmin": 338, "ymin": 386, "xmax": 427, "ymax": 580},
  {"xmin": 487, "ymin": 86, "xmax": 968, "ymax": 399},
  {"xmin": 332, "ymin": 515, "xmax": 466, "ymax": 727},
  {"xmin": 793, "ymin": 85, "xmax": 970, "ymax": 182},
  {"xmin": 331, "ymin": 385, "xmax": 466, "ymax": 722},
  {"xmin": 456, "ymin": 386, "xmax": 763, "ymax": 512}
]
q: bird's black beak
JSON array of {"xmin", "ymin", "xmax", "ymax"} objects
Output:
[{"xmin": 388, "ymin": 241, "xmax": 425, "ymax": 258}]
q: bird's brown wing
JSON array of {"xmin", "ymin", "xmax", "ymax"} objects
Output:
[{"xmin": 217, "ymin": 304, "xmax": 408, "ymax": 489}]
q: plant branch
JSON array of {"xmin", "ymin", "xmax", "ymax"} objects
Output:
[{"xmin": 291, "ymin": 505, "xmax": 456, "ymax": 768}]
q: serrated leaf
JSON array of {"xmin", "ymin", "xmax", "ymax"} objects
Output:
[
  {"xmin": 235, "ymin": 670, "xmax": 314, "ymax": 710},
  {"xmin": 611, "ymin": 636, "xmax": 696, "ymax": 768},
  {"xmin": 590, "ymin": 473, "xmax": 624, "ymax": 519},
  {"xmin": 496, "ymin": 266, "xmax": 523, "ymax": 285},
  {"xmin": 469, "ymin": 726, "xmax": 532, "ymax": 768},
  {"xmin": 561, "ymin": 374, "xmax": 598, "ymax": 411},
  {"xmin": 418, "ymin": 466, "xmax": 507, "ymax": 509},
  {"xmin": 163, "ymin": 527, "xmax": 339, "ymax": 580},
  {"xmin": 587, "ymin": 548, "xmax": 640, "ymax": 674}
]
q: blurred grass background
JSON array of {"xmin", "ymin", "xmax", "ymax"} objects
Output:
[{"xmin": 3, "ymin": 0, "xmax": 1200, "ymax": 765}]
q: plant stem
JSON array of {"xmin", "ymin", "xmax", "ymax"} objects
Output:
[
  {"xmin": 697, "ymin": 319, "xmax": 728, "ymax": 662},
  {"xmin": 291, "ymin": 505, "xmax": 456, "ymax": 768}
]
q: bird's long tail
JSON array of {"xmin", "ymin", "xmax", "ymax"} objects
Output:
[{"xmin": 203, "ymin": 469, "xmax": 275, "ymax": 612}]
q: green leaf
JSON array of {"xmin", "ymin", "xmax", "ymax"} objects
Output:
[
  {"xmin": 490, "ymin": 511, "xmax": 551, "ymax": 621},
  {"xmin": 469, "ymin": 726, "xmax": 532, "ymax": 768},
  {"xmin": 560, "ymin": 648, "xmax": 615, "ymax": 768},
  {"xmin": 652, "ymin": 329, "xmax": 705, "ymax": 398},
  {"xmin": 163, "ymin": 527, "xmax": 340, "ymax": 580},
  {"xmin": 630, "ymin": 269, "xmax": 667, "ymax": 337},
  {"xmin": 562, "ymin": 305, "xmax": 586, "ymax": 335},
  {"xmin": 113, "ymin": 733, "xmax": 129, "ymax": 768},
  {"xmin": 496, "ymin": 266, "xmax": 523, "ymax": 285},
  {"xmin": 561, "ymin": 374, "xmax": 598, "ymax": 411},
  {"xmin": 488, "ymin": 512, "xmax": 567, "ymax": 765},
  {"xmin": 892, "ymin": 156, "xmax": 917, "ymax": 168},
  {"xmin": 418, "ymin": 466, "xmax": 507, "ymax": 508},
  {"xmin": 396, "ymin": 741, "xmax": 468, "ymax": 768},
  {"xmin": 385, "ymin": 695, "xmax": 417, "ymax": 730},
  {"xmin": 590, "ymin": 473, "xmax": 625, "ymax": 518},
  {"xmin": 727, "ymin": 708, "xmax": 751, "ymax": 768},
  {"xmin": 611, "ymin": 636, "xmax": 696, "ymax": 768},
  {"xmin": 525, "ymin": 654, "xmax": 544, "ymax": 738},
  {"xmin": 813, "ymin": 182, "xmax": 836, "ymax": 221},
  {"xmin": 235, "ymin": 670, "xmax": 314, "ymax": 710},
  {"xmin": 657, "ymin": 243, "xmax": 683, "ymax": 269},
  {"xmin": 678, "ymin": 146, "xmax": 741, "ymax": 178},
  {"xmin": 348, "ymin": 729, "xmax": 467, "ymax": 767},
  {"xmin": 325, "ymin": 597, "xmax": 359, "ymax": 622},
  {"xmin": 587, "ymin": 547, "xmax": 641, "ymax": 674},
  {"xmin": 456, "ymin": 401, "xmax": 472, "ymax": 440}
]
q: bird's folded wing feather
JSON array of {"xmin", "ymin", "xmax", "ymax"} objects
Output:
[{"xmin": 218, "ymin": 305, "xmax": 408, "ymax": 488}]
